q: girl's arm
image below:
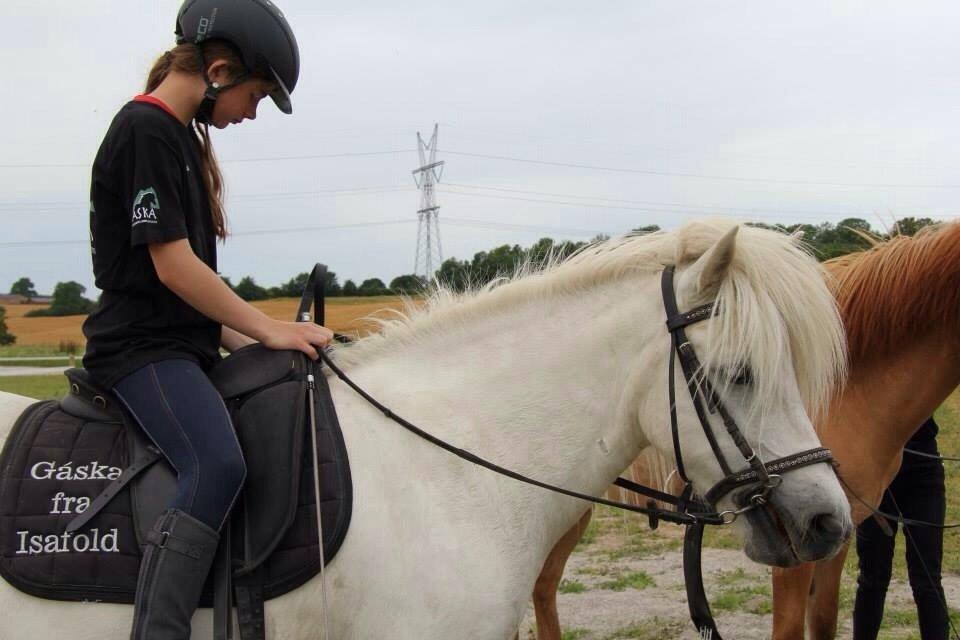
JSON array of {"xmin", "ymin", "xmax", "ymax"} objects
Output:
[
  {"xmin": 221, "ymin": 325, "xmax": 257, "ymax": 352},
  {"xmin": 149, "ymin": 239, "xmax": 332, "ymax": 358}
]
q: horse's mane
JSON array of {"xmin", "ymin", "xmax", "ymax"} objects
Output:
[
  {"xmin": 331, "ymin": 218, "xmax": 845, "ymax": 422},
  {"xmin": 827, "ymin": 221, "xmax": 960, "ymax": 364}
]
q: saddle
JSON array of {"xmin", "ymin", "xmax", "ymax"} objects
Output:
[{"xmin": 0, "ymin": 265, "xmax": 352, "ymax": 639}]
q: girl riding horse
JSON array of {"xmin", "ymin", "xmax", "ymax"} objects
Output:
[{"xmin": 81, "ymin": 2, "xmax": 331, "ymax": 637}]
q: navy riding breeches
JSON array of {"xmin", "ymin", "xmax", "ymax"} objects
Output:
[{"xmin": 113, "ymin": 358, "xmax": 246, "ymax": 532}]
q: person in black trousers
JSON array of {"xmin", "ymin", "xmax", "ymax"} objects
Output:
[{"xmin": 853, "ymin": 416, "xmax": 950, "ymax": 639}]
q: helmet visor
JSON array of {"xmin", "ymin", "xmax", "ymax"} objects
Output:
[{"xmin": 268, "ymin": 66, "xmax": 293, "ymax": 114}]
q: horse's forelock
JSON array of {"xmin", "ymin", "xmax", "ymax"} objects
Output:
[{"xmin": 697, "ymin": 224, "xmax": 846, "ymax": 426}]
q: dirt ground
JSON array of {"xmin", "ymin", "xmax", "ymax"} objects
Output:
[{"xmin": 516, "ymin": 511, "xmax": 960, "ymax": 640}]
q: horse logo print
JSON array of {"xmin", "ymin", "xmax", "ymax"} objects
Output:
[{"xmin": 132, "ymin": 188, "xmax": 160, "ymax": 227}]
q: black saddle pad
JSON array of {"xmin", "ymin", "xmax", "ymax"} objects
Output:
[{"xmin": 0, "ymin": 347, "xmax": 352, "ymax": 605}]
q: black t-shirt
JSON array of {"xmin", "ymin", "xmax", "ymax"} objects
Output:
[{"xmin": 82, "ymin": 98, "xmax": 221, "ymax": 388}]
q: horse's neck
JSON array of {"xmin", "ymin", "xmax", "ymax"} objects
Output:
[
  {"xmin": 344, "ymin": 279, "xmax": 660, "ymax": 528},
  {"xmin": 824, "ymin": 330, "xmax": 960, "ymax": 517}
]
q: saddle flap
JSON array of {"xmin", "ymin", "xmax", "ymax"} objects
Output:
[
  {"xmin": 234, "ymin": 377, "xmax": 306, "ymax": 572},
  {"xmin": 207, "ymin": 345, "xmax": 299, "ymax": 400}
]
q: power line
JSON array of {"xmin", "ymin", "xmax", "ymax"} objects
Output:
[
  {"xmin": 439, "ymin": 187, "xmax": 960, "ymax": 223},
  {"xmin": 439, "ymin": 149, "xmax": 960, "ymax": 190},
  {"xmin": 229, "ymin": 219, "xmax": 412, "ymax": 237},
  {"xmin": 0, "ymin": 185, "xmax": 412, "ymax": 212},
  {"xmin": 223, "ymin": 149, "xmax": 414, "ymax": 164},
  {"xmin": 437, "ymin": 187, "xmax": 843, "ymax": 221},
  {"xmin": 439, "ymin": 122, "xmax": 952, "ymax": 174},
  {"xmin": 443, "ymin": 217, "xmax": 609, "ymax": 236},
  {"xmin": 441, "ymin": 181, "xmax": 872, "ymax": 218},
  {"xmin": 227, "ymin": 186, "xmax": 408, "ymax": 202},
  {"xmin": 0, "ymin": 149, "xmax": 415, "ymax": 169},
  {"xmin": 4, "ymin": 143, "xmax": 958, "ymax": 190},
  {"xmin": 0, "ymin": 219, "xmax": 415, "ymax": 248}
]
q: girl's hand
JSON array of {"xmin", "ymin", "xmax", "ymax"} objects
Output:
[{"xmin": 261, "ymin": 320, "xmax": 334, "ymax": 360}]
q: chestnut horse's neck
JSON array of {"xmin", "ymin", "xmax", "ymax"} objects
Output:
[{"xmin": 822, "ymin": 329, "xmax": 960, "ymax": 522}]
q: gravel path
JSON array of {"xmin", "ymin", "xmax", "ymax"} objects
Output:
[
  {"xmin": 516, "ymin": 518, "xmax": 959, "ymax": 639},
  {"xmin": 0, "ymin": 366, "xmax": 69, "ymax": 377}
]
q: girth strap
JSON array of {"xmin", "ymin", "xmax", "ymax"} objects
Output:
[
  {"xmin": 214, "ymin": 520, "xmax": 233, "ymax": 640},
  {"xmin": 64, "ymin": 445, "xmax": 163, "ymax": 533},
  {"xmin": 234, "ymin": 570, "xmax": 266, "ymax": 640}
]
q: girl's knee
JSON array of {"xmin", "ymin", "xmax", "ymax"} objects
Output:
[
  {"xmin": 192, "ymin": 449, "xmax": 246, "ymax": 497},
  {"xmin": 215, "ymin": 451, "xmax": 247, "ymax": 494}
]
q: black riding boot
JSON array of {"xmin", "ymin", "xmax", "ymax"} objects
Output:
[{"xmin": 130, "ymin": 508, "xmax": 220, "ymax": 640}]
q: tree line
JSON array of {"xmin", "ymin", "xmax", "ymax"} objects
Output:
[
  {"xmin": 222, "ymin": 272, "xmax": 429, "ymax": 301},
  {"xmin": 0, "ymin": 216, "xmax": 939, "ymax": 346}
]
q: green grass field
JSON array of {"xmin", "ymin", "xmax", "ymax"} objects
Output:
[
  {"xmin": 573, "ymin": 390, "xmax": 960, "ymax": 636},
  {"xmin": 0, "ymin": 375, "xmax": 68, "ymax": 400},
  {"xmin": 0, "ymin": 345, "xmax": 68, "ymax": 356}
]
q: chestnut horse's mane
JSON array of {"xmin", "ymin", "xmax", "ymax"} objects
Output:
[{"xmin": 826, "ymin": 221, "xmax": 960, "ymax": 364}]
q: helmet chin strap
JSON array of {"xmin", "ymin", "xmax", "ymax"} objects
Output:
[
  {"xmin": 194, "ymin": 82, "xmax": 220, "ymax": 125},
  {"xmin": 192, "ymin": 47, "xmax": 248, "ymax": 125}
]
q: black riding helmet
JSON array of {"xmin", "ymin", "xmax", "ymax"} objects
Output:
[{"xmin": 175, "ymin": 0, "xmax": 300, "ymax": 120}]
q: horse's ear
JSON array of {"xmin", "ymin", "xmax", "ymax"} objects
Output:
[{"xmin": 676, "ymin": 226, "xmax": 738, "ymax": 303}]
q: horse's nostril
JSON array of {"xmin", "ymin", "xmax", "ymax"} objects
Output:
[{"xmin": 808, "ymin": 512, "xmax": 846, "ymax": 539}]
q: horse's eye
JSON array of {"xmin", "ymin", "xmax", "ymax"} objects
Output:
[{"xmin": 732, "ymin": 365, "xmax": 753, "ymax": 386}]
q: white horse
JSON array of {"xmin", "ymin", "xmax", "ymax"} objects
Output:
[{"xmin": 0, "ymin": 218, "xmax": 852, "ymax": 639}]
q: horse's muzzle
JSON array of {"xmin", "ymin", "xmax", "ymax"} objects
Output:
[{"xmin": 740, "ymin": 492, "xmax": 852, "ymax": 567}]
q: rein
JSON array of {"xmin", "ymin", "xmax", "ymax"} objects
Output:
[
  {"xmin": 837, "ymin": 474, "xmax": 960, "ymax": 530},
  {"xmin": 905, "ymin": 447, "xmax": 960, "ymax": 463},
  {"xmin": 318, "ymin": 348, "xmax": 724, "ymax": 527}
]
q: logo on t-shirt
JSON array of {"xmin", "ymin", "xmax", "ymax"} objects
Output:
[{"xmin": 132, "ymin": 188, "xmax": 160, "ymax": 227}]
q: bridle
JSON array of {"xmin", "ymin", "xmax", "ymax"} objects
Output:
[
  {"xmin": 659, "ymin": 265, "xmax": 835, "ymax": 521},
  {"xmin": 659, "ymin": 264, "xmax": 839, "ymax": 640}
]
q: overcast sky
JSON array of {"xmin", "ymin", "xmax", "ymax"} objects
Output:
[{"xmin": 2, "ymin": 0, "xmax": 958, "ymax": 295}]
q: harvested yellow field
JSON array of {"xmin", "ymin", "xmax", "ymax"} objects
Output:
[
  {"xmin": 4, "ymin": 297, "xmax": 418, "ymax": 347},
  {"xmin": 5, "ymin": 305, "xmax": 87, "ymax": 346},
  {"xmin": 250, "ymin": 297, "xmax": 417, "ymax": 337},
  {"xmin": 3, "ymin": 303, "xmax": 50, "ymax": 319}
]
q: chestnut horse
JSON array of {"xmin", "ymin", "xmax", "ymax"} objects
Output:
[
  {"xmin": 772, "ymin": 221, "xmax": 960, "ymax": 639},
  {"xmin": 525, "ymin": 221, "xmax": 960, "ymax": 640}
]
